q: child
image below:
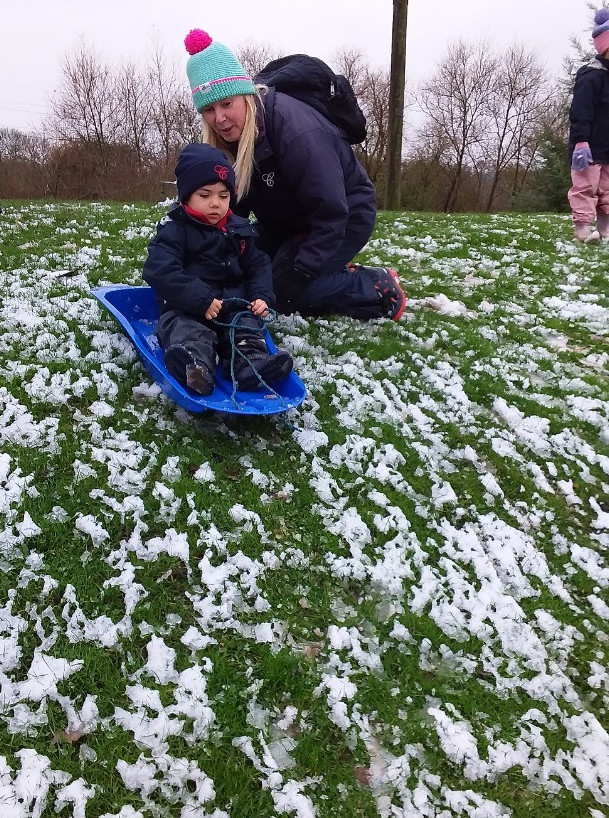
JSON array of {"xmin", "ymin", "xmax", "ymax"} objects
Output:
[
  {"xmin": 568, "ymin": 9, "xmax": 609, "ymax": 243},
  {"xmin": 143, "ymin": 143, "xmax": 293, "ymax": 395}
]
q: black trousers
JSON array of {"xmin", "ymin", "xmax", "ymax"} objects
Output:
[
  {"xmin": 155, "ymin": 308, "xmax": 268, "ymax": 377},
  {"xmin": 257, "ymin": 229, "xmax": 385, "ymax": 319}
]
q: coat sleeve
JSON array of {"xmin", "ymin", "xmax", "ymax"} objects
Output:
[
  {"xmin": 569, "ymin": 69, "xmax": 601, "ymax": 150},
  {"xmin": 142, "ymin": 222, "xmax": 215, "ymax": 316},
  {"xmin": 271, "ymin": 113, "xmax": 351, "ymax": 275},
  {"xmin": 239, "ymin": 236, "xmax": 276, "ymax": 308},
  {"xmin": 282, "ymin": 128, "xmax": 349, "ymax": 276}
]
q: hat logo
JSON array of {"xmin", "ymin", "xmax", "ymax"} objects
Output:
[
  {"xmin": 194, "ymin": 81, "xmax": 213, "ymax": 94},
  {"xmin": 214, "ymin": 164, "xmax": 229, "ymax": 180}
]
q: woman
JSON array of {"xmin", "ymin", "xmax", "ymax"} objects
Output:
[{"xmin": 182, "ymin": 28, "xmax": 406, "ymax": 321}]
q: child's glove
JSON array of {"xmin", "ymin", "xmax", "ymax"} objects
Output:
[{"xmin": 572, "ymin": 142, "xmax": 593, "ymax": 171}]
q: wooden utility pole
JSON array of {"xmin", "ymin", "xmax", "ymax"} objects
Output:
[{"xmin": 383, "ymin": 0, "xmax": 408, "ymax": 211}]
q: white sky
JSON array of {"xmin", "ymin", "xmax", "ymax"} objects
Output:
[{"xmin": 0, "ymin": 0, "xmax": 595, "ymax": 133}]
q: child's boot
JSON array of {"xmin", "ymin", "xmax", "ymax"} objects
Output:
[
  {"xmin": 597, "ymin": 212, "xmax": 609, "ymax": 239},
  {"xmin": 574, "ymin": 223, "xmax": 601, "ymax": 243},
  {"xmin": 186, "ymin": 362, "xmax": 215, "ymax": 395},
  {"xmin": 164, "ymin": 345, "xmax": 215, "ymax": 395},
  {"xmin": 234, "ymin": 350, "xmax": 294, "ymax": 391}
]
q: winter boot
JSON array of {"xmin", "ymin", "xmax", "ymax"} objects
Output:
[
  {"xmin": 355, "ymin": 266, "xmax": 406, "ymax": 320},
  {"xmin": 164, "ymin": 345, "xmax": 215, "ymax": 396},
  {"xmin": 597, "ymin": 212, "xmax": 609, "ymax": 239},
  {"xmin": 234, "ymin": 350, "xmax": 294, "ymax": 391},
  {"xmin": 574, "ymin": 223, "xmax": 601, "ymax": 243},
  {"xmin": 186, "ymin": 363, "xmax": 215, "ymax": 395}
]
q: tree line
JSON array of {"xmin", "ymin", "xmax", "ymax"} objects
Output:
[{"xmin": 0, "ymin": 39, "xmax": 572, "ymax": 212}]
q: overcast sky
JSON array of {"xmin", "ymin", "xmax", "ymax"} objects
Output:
[{"xmin": 0, "ymin": 0, "xmax": 595, "ymax": 133}]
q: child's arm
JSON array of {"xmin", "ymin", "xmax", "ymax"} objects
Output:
[{"xmin": 143, "ymin": 224, "xmax": 215, "ymax": 317}]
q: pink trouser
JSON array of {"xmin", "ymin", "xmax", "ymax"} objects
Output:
[{"xmin": 568, "ymin": 163, "xmax": 609, "ymax": 224}]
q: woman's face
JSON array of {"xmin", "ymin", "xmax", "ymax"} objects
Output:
[{"xmin": 202, "ymin": 95, "xmax": 248, "ymax": 142}]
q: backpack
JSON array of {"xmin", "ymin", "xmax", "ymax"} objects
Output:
[{"xmin": 254, "ymin": 54, "xmax": 367, "ymax": 145}]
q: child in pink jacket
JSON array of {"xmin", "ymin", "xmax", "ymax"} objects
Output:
[{"xmin": 568, "ymin": 9, "xmax": 609, "ymax": 242}]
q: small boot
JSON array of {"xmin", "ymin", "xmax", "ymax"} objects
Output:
[
  {"xmin": 186, "ymin": 363, "xmax": 215, "ymax": 396},
  {"xmin": 597, "ymin": 212, "xmax": 609, "ymax": 239},
  {"xmin": 234, "ymin": 351, "xmax": 294, "ymax": 391},
  {"xmin": 574, "ymin": 223, "xmax": 600, "ymax": 243},
  {"xmin": 164, "ymin": 345, "xmax": 215, "ymax": 395}
]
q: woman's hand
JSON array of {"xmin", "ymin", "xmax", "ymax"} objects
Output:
[
  {"xmin": 205, "ymin": 298, "xmax": 223, "ymax": 320},
  {"xmin": 250, "ymin": 299, "xmax": 269, "ymax": 317}
]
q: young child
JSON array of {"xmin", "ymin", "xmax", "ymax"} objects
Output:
[
  {"xmin": 143, "ymin": 143, "xmax": 293, "ymax": 395},
  {"xmin": 568, "ymin": 9, "xmax": 609, "ymax": 243}
]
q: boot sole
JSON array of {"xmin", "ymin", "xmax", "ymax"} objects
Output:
[
  {"xmin": 351, "ymin": 265, "xmax": 407, "ymax": 320},
  {"xmin": 186, "ymin": 364, "xmax": 215, "ymax": 396},
  {"xmin": 164, "ymin": 346, "xmax": 215, "ymax": 395},
  {"xmin": 387, "ymin": 269, "xmax": 406, "ymax": 321}
]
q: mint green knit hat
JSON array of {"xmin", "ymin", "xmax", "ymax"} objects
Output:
[{"xmin": 184, "ymin": 29, "xmax": 255, "ymax": 112}]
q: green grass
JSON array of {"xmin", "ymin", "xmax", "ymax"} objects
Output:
[{"xmin": 0, "ymin": 201, "xmax": 609, "ymax": 817}]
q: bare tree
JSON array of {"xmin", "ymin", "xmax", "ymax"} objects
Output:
[
  {"xmin": 170, "ymin": 88, "xmax": 202, "ymax": 147},
  {"xmin": 115, "ymin": 62, "xmax": 154, "ymax": 167},
  {"xmin": 334, "ymin": 49, "xmax": 391, "ymax": 185},
  {"xmin": 359, "ymin": 67, "xmax": 392, "ymax": 184},
  {"xmin": 236, "ymin": 41, "xmax": 281, "ymax": 78},
  {"xmin": 418, "ymin": 41, "xmax": 497, "ymax": 211},
  {"xmin": 0, "ymin": 128, "xmax": 31, "ymax": 161},
  {"xmin": 483, "ymin": 45, "xmax": 554, "ymax": 211},
  {"xmin": 148, "ymin": 45, "xmax": 192, "ymax": 173},
  {"xmin": 44, "ymin": 40, "xmax": 200, "ymax": 197},
  {"xmin": 1, "ymin": 128, "xmax": 43, "ymax": 196},
  {"xmin": 334, "ymin": 47, "xmax": 368, "ymax": 89},
  {"xmin": 400, "ymin": 117, "xmax": 452, "ymax": 210},
  {"xmin": 51, "ymin": 43, "xmax": 120, "ymax": 159},
  {"xmin": 23, "ymin": 133, "xmax": 70, "ymax": 198}
]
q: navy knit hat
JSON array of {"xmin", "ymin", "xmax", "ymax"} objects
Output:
[{"xmin": 175, "ymin": 143, "xmax": 235, "ymax": 203}]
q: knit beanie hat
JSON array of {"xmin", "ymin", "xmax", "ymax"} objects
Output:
[
  {"xmin": 175, "ymin": 143, "xmax": 236, "ymax": 203},
  {"xmin": 184, "ymin": 29, "xmax": 255, "ymax": 112},
  {"xmin": 593, "ymin": 9, "xmax": 609, "ymax": 54}
]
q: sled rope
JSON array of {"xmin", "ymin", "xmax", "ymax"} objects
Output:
[{"xmin": 212, "ymin": 297, "xmax": 287, "ymax": 409}]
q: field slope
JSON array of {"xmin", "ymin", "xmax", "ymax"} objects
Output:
[{"xmin": 0, "ymin": 202, "xmax": 608, "ymax": 818}]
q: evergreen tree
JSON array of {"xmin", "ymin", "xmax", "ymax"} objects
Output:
[{"xmin": 535, "ymin": 127, "xmax": 571, "ymax": 212}]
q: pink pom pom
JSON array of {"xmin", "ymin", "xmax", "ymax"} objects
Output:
[
  {"xmin": 595, "ymin": 8, "xmax": 609, "ymax": 25},
  {"xmin": 185, "ymin": 29, "xmax": 213, "ymax": 55}
]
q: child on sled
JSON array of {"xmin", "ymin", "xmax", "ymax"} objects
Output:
[{"xmin": 143, "ymin": 143, "xmax": 293, "ymax": 394}]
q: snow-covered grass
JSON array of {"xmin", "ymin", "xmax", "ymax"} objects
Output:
[{"xmin": 1, "ymin": 201, "xmax": 608, "ymax": 818}]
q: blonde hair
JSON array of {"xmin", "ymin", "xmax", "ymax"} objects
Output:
[{"xmin": 202, "ymin": 91, "xmax": 264, "ymax": 201}]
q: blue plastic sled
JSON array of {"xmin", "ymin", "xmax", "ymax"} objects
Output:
[{"xmin": 91, "ymin": 285, "xmax": 306, "ymax": 415}]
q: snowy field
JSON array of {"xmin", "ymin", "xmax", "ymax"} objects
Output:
[{"xmin": 0, "ymin": 202, "xmax": 608, "ymax": 818}]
